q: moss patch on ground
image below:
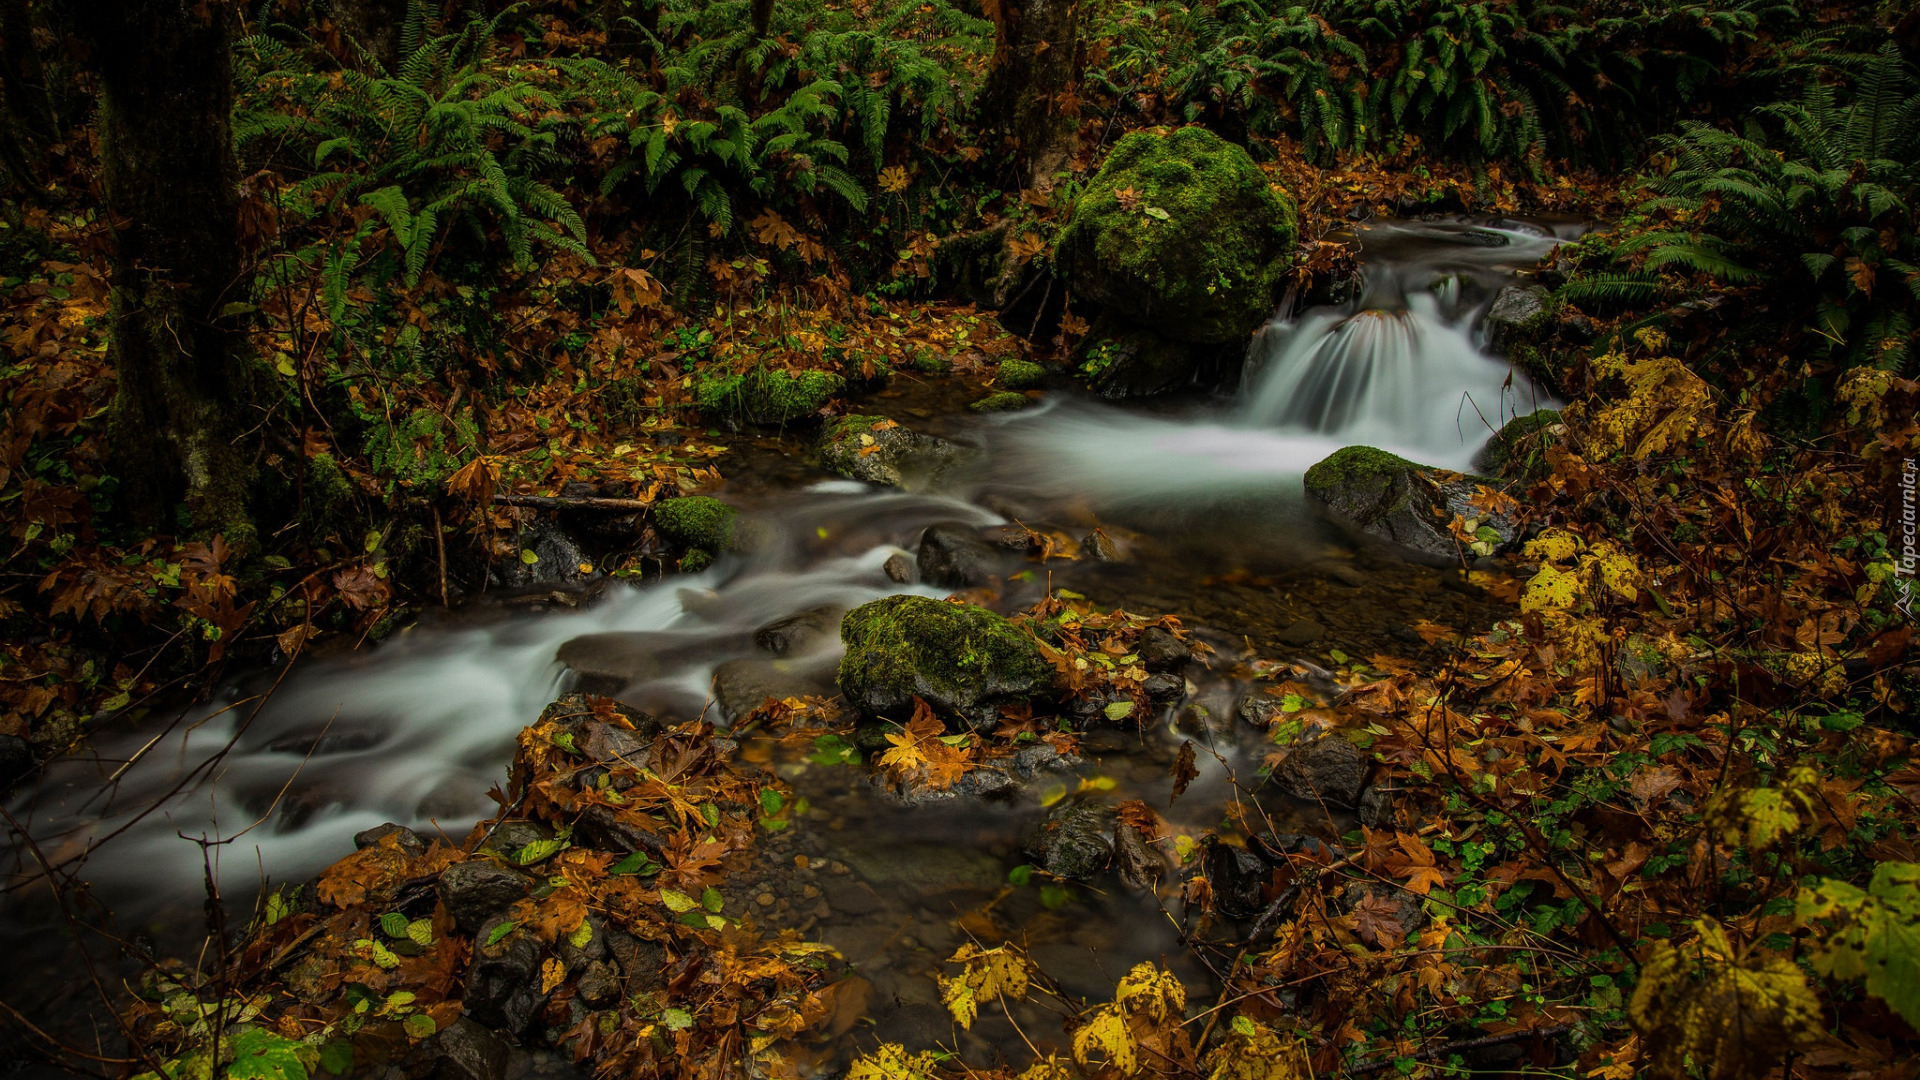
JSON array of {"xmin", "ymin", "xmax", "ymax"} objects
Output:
[{"xmin": 694, "ymin": 368, "xmax": 846, "ymax": 426}]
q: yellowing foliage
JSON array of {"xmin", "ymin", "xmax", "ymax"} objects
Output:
[
  {"xmin": 1071, "ymin": 963, "xmax": 1192, "ymax": 1076},
  {"xmin": 1629, "ymin": 920, "xmax": 1821, "ymax": 1080},
  {"xmin": 847, "ymin": 1044, "xmax": 946, "ymax": 1080},
  {"xmin": 1703, "ymin": 767, "xmax": 1819, "ymax": 852},
  {"xmin": 938, "ymin": 943, "xmax": 1032, "ymax": 1029},
  {"xmin": 1587, "ymin": 350, "xmax": 1714, "ymax": 460},
  {"xmin": 1205, "ymin": 1018, "xmax": 1311, "ymax": 1080},
  {"xmin": 1796, "ymin": 861, "xmax": 1920, "ymax": 1029}
]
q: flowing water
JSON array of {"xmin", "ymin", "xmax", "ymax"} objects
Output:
[{"xmin": 0, "ymin": 217, "xmax": 1578, "ymax": 1071}]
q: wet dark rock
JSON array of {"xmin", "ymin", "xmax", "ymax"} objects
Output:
[
  {"xmin": 822, "ymin": 879, "xmax": 884, "ymax": 916},
  {"xmin": 419, "ymin": 1018, "xmax": 510, "ymax": 1080},
  {"xmin": 883, "ymin": 553, "xmax": 914, "ymax": 583},
  {"xmin": 1135, "ymin": 627, "xmax": 1190, "ymax": 672},
  {"xmin": 1272, "ymin": 735, "xmax": 1369, "ymax": 808},
  {"xmin": 464, "ymin": 917, "xmax": 546, "ymax": 1034},
  {"xmin": 1251, "ymin": 832, "xmax": 1343, "ymax": 865},
  {"xmin": 853, "ymin": 723, "xmax": 897, "ymax": 753},
  {"xmin": 1114, "ymin": 823, "xmax": 1166, "ymax": 892},
  {"xmin": 817, "ymin": 415, "xmax": 969, "ymax": 490},
  {"xmin": 1278, "ymin": 619, "xmax": 1326, "ymax": 646},
  {"xmin": 578, "ymin": 718, "xmax": 657, "ymax": 763},
  {"xmin": 1237, "ymin": 689, "xmax": 1286, "ymax": 730},
  {"xmin": 355, "ymin": 823, "xmax": 426, "ymax": 856},
  {"xmin": 1024, "ymin": 803, "xmax": 1115, "ymax": 881},
  {"xmin": 955, "ymin": 766, "xmax": 1020, "ymax": 800},
  {"xmin": 1303, "ymin": 445, "xmax": 1517, "ymax": 567},
  {"xmin": 480, "ymin": 820, "xmax": 552, "ymax": 863},
  {"xmin": 493, "ymin": 520, "xmax": 593, "ymax": 590},
  {"xmin": 1083, "ymin": 528, "xmax": 1120, "ymax": 561},
  {"xmin": 711, "ymin": 658, "xmax": 829, "ymax": 723},
  {"xmin": 575, "ymin": 960, "xmax": 620, "ymax": 1008},
  {"xmin": 554, "ymin": 915, "xmax": 607, "ymax": 968},
  {"xmin": 1204, "ymin": 841, "xmax": 1271, "ymax": 919},
  {"xmin": 438, "ymin": 861, "xmax": 530, "ymax": 935},
  {"xmin": 572, "ymin": 804, "xmax": 665, "ymax": 857},
  {"xmin": 1485, "ymin": 284, "xmax": 1555, "ymax": 346},
  {"xmin": 0, "ymin": 734, "xmax": 32, "ymax": 790},
  {"xmin": 916, "ymin": 522, "xmax": 1002, "ymax": 589},
  {"xmin": 556, "ymin": 632, "xmax": 747, "ymax": 695},
  {"xmin": 1357, "ymin": 782, "xmax": 1401, "ymax": 828},
  {"xmin": 1074, "ymin": 322, "xmax": 1199, "ymax": 399},
  {"xmin": 1143, "ymin": 672, "xmax": 1186, "ymax": 702},
  {"xmin": 1010, "ymin": 742, "xmax": 1082, "ymax": 778},
  {"xmin": 753, "ymin": 605, "xmax": 845, "ymax": 657},
  {"xmin": 838, "ymin": 595, "xmax": 1052, "ymax": 729},
  {"xmin": 605, "ymin": 929, "xmax": 666, "ymax": 992}
]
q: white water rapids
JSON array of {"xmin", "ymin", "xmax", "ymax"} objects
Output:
[{"xmin": 3, "ymin": 218, "xmax": 1576, "ymax": 922}]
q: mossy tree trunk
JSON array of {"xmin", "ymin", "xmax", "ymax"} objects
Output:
[
  {"xmin": 980, "ymin": 0, "xmax": 1080, "ymax": 185},
  {"xmin": 69, "ymin": 0, "xmax": 258, "ymax": 548}
]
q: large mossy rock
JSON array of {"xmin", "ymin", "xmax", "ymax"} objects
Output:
[
  {"xmin": 653, "ymin": 496, "xmax": 736, "ymax": 570},
  {"xmin": 694, "ymin": 368, "xmax": 845, "ymax": 426},
  {"xmin": 837, "ymin": 595, "xmax": 1052, "ymax": 729},
  {"xmin": 1058, "ymin": 127, "xmax": 1296, "ymax": 346},
  {"xmin": 1303, "ymin": 446, "xmax": 1517, "ymax": 566}
]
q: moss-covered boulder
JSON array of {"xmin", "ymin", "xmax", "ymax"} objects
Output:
[
  {"xmin": 653, "ymin": 496, "xmax": 736, "ymax": 570},
  {"xmin": 1058, "ymin": 128, "xmax": 1295, "ymax": 346},
  {"xmin": 817, "ymin": 415, "xmax": 968, "ymax": 490},
  {"xmin": 1303, "ymin": 446, "xmax": 1517, "ymax": 566},
  {"xmin": 838, "ymin": 595, "xmax": 1053, "ymax": 729},
  {"xmin": 694, "ymin": 368, "xmax": 845, "ymax": 426},
  {"xmin": 1474, "ymin": 409, "xmax": 1563, "ymax": 479},
  {"xmin": 995, "ymin": 359, "xmax": 1047, "ymax": 390},
  {"xmin": 968, "ymin": 391, "xmax": 1032, "ymax": 413}
]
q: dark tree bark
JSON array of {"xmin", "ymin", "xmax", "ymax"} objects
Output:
[
  {"xmin": 750, "ymin": 0, "xmax": 775, "ymax": 38},
  {"xmin": 331, "ymin": 0, "xmax": 411, "ymax": 73},
  {"xmin": 979, "ymin": 0, "xmax": 1081, "ymax": 185},
  {"xmin": 66, "ymin": 0, "xmax": 258, "ymax": 547}
]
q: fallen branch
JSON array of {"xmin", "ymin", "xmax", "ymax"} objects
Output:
[{"xmin": 492, "ymin": 493, "xmax": 652, "ymax": 512}]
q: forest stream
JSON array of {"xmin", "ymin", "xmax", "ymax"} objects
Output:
[{"xmin": 5, "ymin": 218, "xmax": 1577, "ymax": 1075}]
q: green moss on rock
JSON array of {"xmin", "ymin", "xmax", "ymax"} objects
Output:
[
  {"xmin": 654, "ymin": 496, "xmax": 736, "ymax": 553},
  {"xmin": 838, "ymin": 595, "xmax": 1052, "ymax": 729},
  {"xmin": 1058, "ymin": 128, "xmax": 1296, "ymax": 345},
  {"xmin": 1303, "ymin": 446, "xmax": 1423, "ymax": 504},
  {"xmin": 1475, "ymin": 409, "xmax": 1563, "ymax": 478},
  {"xmin": 995, "ymin": 359, "xmax": 1046, "ymax": 390},
  {"xmin": 694, "ymin": 368, "xmax": 846, "ymax": 426},
  {"xmin": 969, "ymin": 391, "xmax": 1033, "ymax": 413}
]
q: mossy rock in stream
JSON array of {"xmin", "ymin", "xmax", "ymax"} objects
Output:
[
  {"xmin": 694, "ymin": 368, "xmax": 845, "ymax": 426},
  {"xmin": 653, "ymin": 496, "xmax": 736, "ymax": 570},
  {"xmin": 817, "ymin": 415, "xmax": 968, "ymax": 490},
  {"xmin": 1057, "ymin": 127, "xmax": 1296, "ymax": 345},
  {"xmin": 838, "ymin": 595, "xmax": 1052, "ymax": 730},
  {"xmin": 1474, "ymin": 409, "xmax": 1563, "ymax": 479},
  {"xmin": 1304, "ymin": 446, "xmax": 1518, "ymax": 566},
  {"xmin": 995, "ymin": 359, "xmax": 1047, "ymax": 390},
  {"xmin": 968, "ymin": 391, "xmax": 1033, "ymax": 413}
]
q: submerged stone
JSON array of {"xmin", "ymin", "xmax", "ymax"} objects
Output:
[
  {"xmin": 837, "ymin": 594, "xmax": 1052, "ymax": 728},
  {"xmin": 1024, "ymin": 802, "xmax": 1115, "ymax": 881},
  {"xmin": 816, "ymin": 414, "xmax": 967, "ymax": 489},
  {"xmin": 1058, "ymin": 127, "xmax": 1296, "ymax": 346}
]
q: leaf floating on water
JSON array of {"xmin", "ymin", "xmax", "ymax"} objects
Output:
[{"xmin": 1170, "ymin": 741, "xmax": 1198, "ymax": 806}]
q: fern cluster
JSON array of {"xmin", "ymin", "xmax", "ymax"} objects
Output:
[
  {"xmin": 1612, "ymin": 44, "xmax": 1920, "ymax": 370},
  {"xmin": 1087, "ymin": 0, "xmax": 1826, "ymax": 172}
]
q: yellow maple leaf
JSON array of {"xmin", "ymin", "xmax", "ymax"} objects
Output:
[
  {"xmin": 938, "ymin": 943, "xmax": 1032, "ymax": 1029},
  {"xmin": 1072, "ymin": 1007, "xmax": 1137, "ymax": 1075},
  {"xmin": 540, "ymin": 956, "xmax": 566, "ymax": 995},
  {"xmin": 878, "ymin": 166, "xmax": 912, "ymax": 193}
]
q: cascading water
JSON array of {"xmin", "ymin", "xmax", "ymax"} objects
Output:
[{"xmin": 1, "ymin": 217, "xmax": 1580, "ymax": 1063}]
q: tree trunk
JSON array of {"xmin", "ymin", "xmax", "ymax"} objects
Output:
[
  {"xmin": 331, "ymin": 0, "xmax": 411, "ymax": 73},
  {"xmin": 750, "ymin": 0, "xmax": 775, "ymax": 38},
  {"xmin": 980, "ymin": 0, "xmax": 1081, "ymax": 185},
  {"xmin": 68, "ymin": 0, "xmax": 258, "ymax": 548}
]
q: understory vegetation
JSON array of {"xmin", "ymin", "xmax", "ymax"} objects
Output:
[{"xmin": 1, "ymin": 0, "xmax": 1918, "ymax": 1078}]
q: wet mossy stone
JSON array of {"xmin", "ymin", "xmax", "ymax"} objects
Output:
[
  {"xmin": 968, "ymin": 391, "xmax": 1032, "ymax": 413},
  {"xmin": 1485, "ymin": 284, "xmax": 1555, "ymax": 346},
  {"xmin": 1058, "ymin": 127, "xmax": 1296, "ymax": 345},
  {"xmin": 694, "ymin": 368, "xmax": 846, "ymax": 426},
  {"xmin": 995, "ymin": 359, "xmax": 1046, "ymax": 390},
  {"xmin": 1475, "ymin": 409, "xmax": 1563, "ymax": 479},
  {"xmin": 653, "ymin": 496, "xmax": 736, "ymax": 561},
  {"xmin": 838, "ymin": 595, "xmax": 1052, "ymax": 729},
  {"xmin": 817, "ymin": 415, "xmax": 967, "ymax": 490},
  {"xmin": 1076, "ymin": 322, "xmax": 1197, "ymax": 399},
  {"xmin": 1304, "ymin": 446, "xmax": 1517, "ymax": 567}
]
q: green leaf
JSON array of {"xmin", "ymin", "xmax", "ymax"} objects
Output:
[
  {"xmin": 515, "ymin": 837, "xmax": 568, "ymax": 865},
  {"xmin": 1039, "ymin": 884, "xmax": 1070, "ymax": 910},
  {"xmin": 609, "ymin": 852, "xmax": 656, "ymax": 876},
  {"xmin": 758, "ymin": 788, "xmax": 786, "ymax": 816},
  {"xmin": 661, "ymin": 1007, "xmax": 694, "ymax": 1031},
  {"xmin": 1007, "ymin": 864, "xmax": 1034, "ymax": 887},
  {"xmin": 520, "ymin": 549, "xmax": 540, "ymax": 565},
  {"xmin": 568, "ymin": 919, "xmax": 594, "ymax": 949},
  {"xmin": 1142, "ymin": 206, "xmax": 1170, "ymax": 220},
  {"xmin": 402, "ymin": 1013, "xmax": 437, "ymax": 1040},
  {"xmin": 317, "ymin": 1039, "xmax": 353, "ymax": 1077},
  {"xmin": 484, "ymin": 921, "xmax": 518, "ymax": 946},
  {"xmin": 1102, "ymin": 701, "xmax": 1135, "ymax": 722},
  {"xmin": 660, "ymin": 889, "xmax": 698, "ymax": 913},
  {"xmin": 1798, "ymin": 862, "xmax": 1920, "ymax": 1028},
  {"xmin": 379, "ymin": 912, "xmax": 409, "ymax": 939},
  {"xmin": 702, "ymin": 886, "xmax": 724, "ymax": 913},
  {"xmin": 405, "ymin": 919, "xmax": 433, "ymax": 946},
  {"xmin": 226, "ymin": 1029, "xmax": 317, "ymax": 1080}
]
